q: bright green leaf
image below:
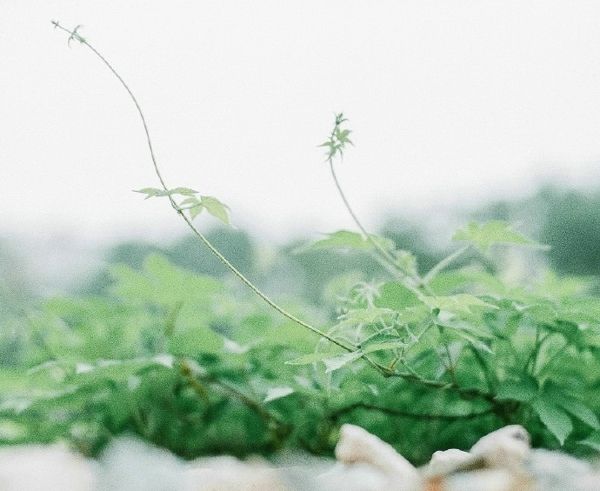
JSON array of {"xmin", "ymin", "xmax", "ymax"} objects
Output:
[
  {"xmin": 134, "ymin": 187, "xmax": 199, "ymax": 199},
  {"xmin": 189, "ymin": 204, "xmax": 204, "ymax": 219},
  {"xmin": 453, "ymin": 221, "xmax": 547, "ymax": 253},
  {"xmin": 134, "ymin": 187, "xmax": 168, "ymax": 199},
  {"xmin": 362, "ymin": 340, "xmax": 405, "ymax": 354},
  {"xmin": 496, "ymin": 377, "xmax": 539, "ymax": 402},
  {"xmin": 423, "ymin": 294, "xmax": 498, "ymax": 314},
  {"xmin": 297, "ymin": 230, "xmax": 395, "ymax": 254},
  {"xmin": 200, "ymin": 196, "xmax": 231, "ymax": 225},
  {"xmin": 285, "ymin": 352, "xmax": 342, "ymax": 365},
  {"xmin": 169, "ymin": 187, "xmax": 198, "ymax": 196},
  {"xmin": 323, "ymin": 351, "xmax": 364, "ymax": 373},
  {"xmin": 334, "ymin": 307, "xmax": 396, "ymax": 329},
  {"xmin": 437, "ymin": 325, "xmax": 493, "ymax": 353},
  {"xmin": 532, "ymin": 398, "xmax": 573, "ymax": 445},
  {"xmin": 375, "ymin": 282, "xmax": 420, "ymax": 310},
  {"xmin": 180, "ymin": 197, "xmax": 200, "ymax": 206},
  {"xmin": 556, "ymin": 397, "xmax": 600, "ymax": 430},
  {"xmin": 263, "ymin": 386, "xmax": 294, "ymax": 403}
]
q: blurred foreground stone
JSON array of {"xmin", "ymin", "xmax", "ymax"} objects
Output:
[{"xmin": 0, "ymin": 425, "xmax": 598, "ymax": 490}]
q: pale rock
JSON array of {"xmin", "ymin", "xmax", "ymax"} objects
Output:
[
  {"xmin": 0, "ymin": 425, "xmax": 595, "ymax": 491},
  {"xmin": 572, "ymin": 473, "xmax": 600, "ymax": 491},
  {"xmin": 0, "ymin": 444, "xmax": 96, "ymax": 491},
  {"xmin": 426, "ymin": 448, "xmax": 472, "ymax": 476},
  {"xmin": 423, "ymin": 426, "xmax": 531, "ymax": 479},
  {"xmin": 97, "ymin": 437, "xmax": 186, "ymax": 490},
  {"xmin": 184, "ymin": 456, "xmax": 289, "ymax": 491},
  {"xmin": 317, "ymin": 462, "xmax": 393, "ymax": 491},
  {"xmin": 469, "ymin": 425, "xmax": 530, "ymax": 468},
  {"xmin": 442, "ymin": 468, "xmax": 534, "ymax": 491},
  {"xmin": 527, "ymin": 449, "xmax": 593, "ymax": 491},
  {"xmin": 334, "ymin": 424, "xmax": 421, "ymax": 490}
]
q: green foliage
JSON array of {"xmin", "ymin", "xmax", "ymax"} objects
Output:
[
  {"xmin": 179, "ymin": 195, "xmax": 231, "ymax": 224},
  {"xmin": 134, "ymin": 187, "xmax": 199, "ymax": 199},
  {"xmin": 135, "ymin": 187, "xmax": 230, "ymax": 224},
  {"xmin": 38, "ymin": 24, "xmax": 600, "ymax": 465},
  {"xmin": 297, "ymin": 230, "xmax": 395, "ymax": 253},
  {"xmin": 453, "ymin": 220, "xmax": 546, "ymax": 253},
  {"xmin": 6, "ymin": 224, "xmax": 600, "ymax": 462},
  {"xmin": 319, "ymin": 113, "xmax": 352, "ymax": 160}
]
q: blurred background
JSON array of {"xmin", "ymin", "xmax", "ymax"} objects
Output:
[{"xmin": 3, "ymin": 0, "xmax": 600, "ymax": 298}]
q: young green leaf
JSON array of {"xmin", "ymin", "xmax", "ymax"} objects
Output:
[
  {"xmin": 297, "ymin": 230, "xmax": 395, "ymax": 253},
  {"xmin": 134, "ymin": 187, "xmax": 199, "ymax": 199},
  {"xmin": 334, "ymin": 307, "xmax": 396, "ymax": 329},
  {"xmin": 393, "ymin": 250, "xmax": 419, "ymax": 278},
  {"xmin": 453, "ymin": 221, "xmax": 547, "ymax": 253},
  {"xmin": 436, "ymin": 324, "xmax": 493, "ymax": 353},
  {"xmin": 200, "ymin": 196, "xmax": 231, "ymax": 225},
  {"xmin": 306, "ymin": 230, "xmax": 370, "ymax": 250},
  {"xmin": 320, "ymin": 113, "xmax": 353, "ymax": 160},
  {"xmin": 263, "ymin": 386, "xmax": 294, "ymax": 403},
  {"xmin": 285, "ymin": 351, "xmax": 342, "ymax": 365},
  {"xmin": 169, "ymin": 187, "xmax": 198, "ymax": 196},
  {"xmin": 375, "ymin": 282, "xmax": 421, "ymax": 310},
  {"xmin": 319, "ymin": 140, "xmax": 337, "ymax": 160},
  {"xmin": 423, "ymin": 294, "xmax": 498, "ymax": 315},
  {"xmin": 179, "ymin": 197, "xmax": 200, "ymax": 206},
  {"xmin": 286, "ymin": 350, "xmax": 364, "ymax": 372},
  {"xmin": 361, "ymin": 340, "xmax": 406, "ymax": 354},
  {"xmin": 334, "ymin": 127, "xmax": 353, "ymax": 145},
  {"xmin": 134, "ymin": 187, "xmax": 169, "ymax": 199},
  {"xmin": 323, "ymin": 351, "xmax": 364, "ymax": 373},
  {"xmin": 189, "ymin": 204, "xmax": 204, "ymax": 219}
]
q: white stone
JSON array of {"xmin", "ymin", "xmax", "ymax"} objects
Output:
[
  {"xmin": 426, "ymin": 448, "xmax": 473, "ymax": 476},
  {"xmin": 334, "ymin": 424, "xmax": 421, "ymax": 490},
  {"xmin": 469, "ymin": 425, "xmax": 530, "ymax": 468},
  {"xmin": 0, "ymin": 444, "xmax": 96, "ymax": 491}
]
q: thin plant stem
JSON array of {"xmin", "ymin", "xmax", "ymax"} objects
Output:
[
  {"xmin": 329, "ymin": 402, "xmax": 494, "ymax": 422},
  {"xmin": 423, "ymin": 245, "xmax": 470, "ymax": 285},
  {"xmin": 466, "ymin": 345, "xmax": 496, "ymax": 393},
  {"xmin": 437, "ymin": 324, "xmax": 458, "ymax": 386},
  {"xmin": 179, "ymin": 360, "xmax": 290, "ymax": 440},
  {"xmin": 52, "ymin": 23, "xmax": 505, "ymax": 404},
  {"xmin": 51, "ymin": 21, "xmax": 352, "ymax": 353},
  {"xmin": 396, "ymin": 361, "xmax": 494, "ymax": 401},
  {"xmin": 328, "ymin": 159, "xmax": 433, "ymax": 301},
  {"xmin": 328, "ymin": 159, "xmax": 418, "ymax": 282}
]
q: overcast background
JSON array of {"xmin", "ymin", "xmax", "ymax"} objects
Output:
[{"xmin": 3, "ymin": 1, "xmax": 600, "ymax": 288}]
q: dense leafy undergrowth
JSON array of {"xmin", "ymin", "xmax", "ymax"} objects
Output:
[
  {"xmin": 3, "ymin": 229, "xmax": 600, "ymax": 465},
  {"xmin": 4, "ymin": 21, "xmax": 600, "ymax": 467}
]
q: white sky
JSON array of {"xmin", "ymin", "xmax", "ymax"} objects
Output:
[{"xmin": 3, "ymin": 1, "xmax": 600, "ymax": 247}]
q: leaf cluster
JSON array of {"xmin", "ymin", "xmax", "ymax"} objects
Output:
[
  {"xmin": 135, "ymin": 187, "xmax": 231, "ymax": 225},
  {"xmin": 319, "ymin": 113, "xmax": 353, "ymax": 161}
]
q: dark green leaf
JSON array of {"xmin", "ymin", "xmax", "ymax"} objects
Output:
[
  {"xmin": 532, "ymin": 398, "xmax": 573, "ymax": 445},
  {"xmin": 556, "ymin": 397, "xmax": 600, "ymax": 430},
  {"xmin": 496, "ymin": 377, "xmax": 539, "ymax": 402},
  {"xmin": 578, "ymin": 431, "xmax": 600, "ymax": 452}
]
